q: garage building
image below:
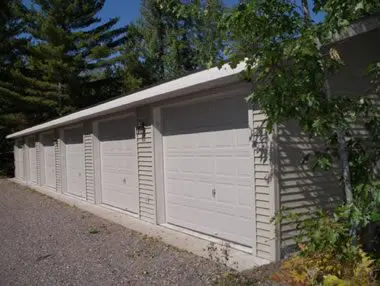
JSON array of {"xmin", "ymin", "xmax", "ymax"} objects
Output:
[{"xmin": 7, "ymin": 24, "xmax": 379, "ymax": 265}]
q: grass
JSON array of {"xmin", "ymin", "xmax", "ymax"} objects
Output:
[{"xmin": 87, "ymin": 226, "xmax": 100, "ymax": 234}]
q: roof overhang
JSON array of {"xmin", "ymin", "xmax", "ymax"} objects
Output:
[
  {"xmin": 330, "ymin": 15, "xmax": 380, "ymax": 43},
  {"xmin": 6, "ymin": 62, "xmax": 246, "ymax": 139}
]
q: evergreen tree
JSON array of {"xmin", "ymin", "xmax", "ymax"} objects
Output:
[
  {"xmin": 137, "ymin": 0, "xmax": 172, "ymax": 82},
  {"xmin": 119, "ymin": 23, "xmax": 156, "ymax": 92},
  {"xmin": 136, "ymin": 0, "xmax": 225, "ymax": 83},
  {"xmin": 0, "ymin": 0, "xmax": 30, "ymax": 129},
  {"xmin": 25, "ymin": 0, "xmax": 128, "ymax": 111},
  {"xmin": 0, "ymin": 0, "xmax": 53, "ymax": 175},
  {"xmin": 1, "ymin": 0, "xmax": 61, "ymax": 131},
  {"xmin": 180, "ymin": 0, "xmax": 225, "ymax": 68},
  {"xmin": 0, "ymin": 0, "xmax": 23, "ymax": 175}
]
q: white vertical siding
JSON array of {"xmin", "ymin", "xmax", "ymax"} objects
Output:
[
  {"xmin": 84, "ymin": 122, "xmax": 95, "ymax": 203},
  {"xmin": 277, "ymin": 121, "xmax": 343, "ymax": 257},
  {"xmin": 36, "ymin": 139, "xmax": 42, "ymax": 186},
  {"xmin": 27, "ymin": 135, "xmax": 38, "ymax": 184},
  {"xmin": 23, "ymin": 138, "xmax": 28, "ymax": 181},
  {"xmin": 13, "ymin": 144, "xmax": 18, "ymax": 178},
  {"xmin": 54, "ymin": 129, "xmax": 62, "ymax": 193},
  {"xmin": 137, "ymin": 107, "xmax": 156, "ymax": 223},
  {"xmin": 252, "ymin": 110, "xmax": 275, "ymax": 261}
]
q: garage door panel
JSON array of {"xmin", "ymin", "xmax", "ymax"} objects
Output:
[
  {"xmin": 166, "ymin": 172, "xmax": 214, "ymax": 184},
  {"xmin": 64, "ymin": 127, "xmax": 85, "ymax": 198},
  {"xmin": 167, "ymin": 200, "xmax": 253, "ymax": 246},
  {"xmin": 214, "ymin": 183, "xmax": 253, "ymax": 207},
  {"xmin": 99, "ymin": 117, "xmax": 135, "ymax": 141},
  {"xmin": 166, "ymin": 157, "xmax": 215, "ymax": 174},
  {"xmin": 236, "ymin": 158, "xmax": 252, "ymax": 177},
  {"xmin": 236, "ymin": 128, "xmax": 252, "ymax": 146},
  {"xmin": 65, "ymin": 129, "xmax": 82, "ymax": 144},
  {"xmin": 163, "ymin": 94, "xmax": 253, "ymax": 247},
  {"xmin": 215, "ymin": 158, "xmax": 239, "ymax": 176},
  {"xmin": 103, "ymin": 193, "xmax": 136, "ymax": 210},
  {"xmin": 166, "ymin": 177, "xmax": 214, "ymax": 199},
  {"xmin": 101, "ymin": 141, "xmax": 136, "ymax": 155},
  {"xmin": 237, "ymin": 187, "xmax": 254, "ymax": 206},
  {"xmin": 42, "ymin": 133, "xmax": 56, "ymax": 188},
  {"xmin": 102, "ymin": 171, "xmax": 136, "ymax": 186},
  {"xmin": 164, "ymin": 99, "xmax": 248, "ymax": 136},
  {"xmin": 15, "ymin": 142, "xmax": 24, "ymax": 179},
  {"xmin": 168, "ymin": 216, "xmax": 252, "ymax": 246},
  {"xmin": 214, "ymin": 184, "xmax": 239, "ymax": 204},
  {"xmin": 99, "ymin": 116, "xmax": 138, "ymax": 213},
  {"xmin": 167, "ymin": 194, "xmax": 252, "ymax": 218},
  {"xmin": 214, "ymin": 131, "xmax": 235, "ymax": 147},
  {"xmin": 27, "ymin": 138, "xmax": 37, "ymax": 183},
  {"xmin": 102, "ymin": 154, "xmax": 135, "ymax": 171}
]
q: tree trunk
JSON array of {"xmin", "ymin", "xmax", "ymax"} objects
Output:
[
  {"xmin": 301, "ymin": 0, "xmax": 354, "ymax": 203},
  {"xmin": 337, "ymin": 128, "xmax": 353, "ymax": 202}
]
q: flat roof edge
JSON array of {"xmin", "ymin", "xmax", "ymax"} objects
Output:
[
  {"xmin": 330, "ymin": 16, "xmax": 380, "ymax": 42},
  {"xmin": 7, "ymin": 62, "xmax": 245, "ymax": 139}
]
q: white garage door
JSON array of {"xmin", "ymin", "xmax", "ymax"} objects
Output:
[
  {"xmin": 41, "ymin": 133, "xmax": 56, "ymax": 189},
  {"xmin": 163, "ymin": 95, "xmax": 254, "ymax": 247},
  {"xmin": 64, "ymin": 126, "xmax": 85, "ymax": 198},
  {"xmin": 14, "ymin": 140, "xmax": 24, "ymax": 179},
  {"xmin": 27, "ymin": 136, "xmax": 37, "ymax": 184},
  {"xmin": 98, "ymin": 115, "xmax": 138, "ymax": 213}
]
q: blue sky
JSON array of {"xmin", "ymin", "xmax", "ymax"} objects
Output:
[
  {"xmin": 23, "ymin": 0, "xmax": 323, "ymax": 28},
  {"xmin": 97, "ymin": 0, "xmax": 324, "ymax": 28},
  {"xmin": 98, "ymin": 0, "xmax": 239, "ymax": 28}
]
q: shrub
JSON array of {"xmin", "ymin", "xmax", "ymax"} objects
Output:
[
  {"xmin": 273, "ymin": 204, "xmax": 378, "ymax": 285},
  {"xmin": 273, "ymin": 248, "xmax": 375, "ymax": 285}
]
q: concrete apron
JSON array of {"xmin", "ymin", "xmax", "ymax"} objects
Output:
[{"xmin": 9, "ymin": 178, "xmax": 269, "ymax": 271}]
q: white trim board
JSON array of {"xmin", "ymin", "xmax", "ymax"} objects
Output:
[{"xmin": 7, "ymin": 63, "xmax": 246, "ymax": 139}]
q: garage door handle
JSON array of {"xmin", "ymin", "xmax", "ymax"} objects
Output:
[
  {"xmin": 78, "ymin": 173, "xmax": 81, "ymax": 177},
  {"xmin": 212, "ymin": 188, "xmax": 216, "ymax": 198},
  {"xmin": 123, "ymin": 178, "xmax": 126, "ymax": 184}
]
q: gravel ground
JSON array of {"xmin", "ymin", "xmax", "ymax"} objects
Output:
[{"xmin": 0, "ymin": 180, "xmax": 227, "ymax": 286}]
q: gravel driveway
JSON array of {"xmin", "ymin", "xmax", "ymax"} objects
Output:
[{"xmin": 0, "ymin": 180, "xmax": 225, "ymax": 286}]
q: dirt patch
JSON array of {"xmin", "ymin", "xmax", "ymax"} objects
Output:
[{"xmin": 241, "ymin": 261, "xmax": 284, "ymax": 285}]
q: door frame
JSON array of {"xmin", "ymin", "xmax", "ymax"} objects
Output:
[
  {"xmin": 39, "ymin": 130, "xmax": 55, "ymax": 190},
  {"xmin": 60, "ymin": 124, "xmax": 84, "ymax": 197},
  {"xmin": 92, "ymin": 112, "xmax": 137, "ymax": 210},
  {"xmin": 152, "ymin": 85, "xmax": 256, "ymax": 252}
]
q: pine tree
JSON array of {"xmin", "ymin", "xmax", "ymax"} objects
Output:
[
  {"xmin": 180, "ymin": 0, "xmax": 225, "ymax": 68},
  {"xmin": 118, "ymin": 23, "xmax": 156, "ymax": 92},
  {"xmin": 136, "ymin": 0, "xmax": 197, "ymax": 82},
  {"xmin": 0, "ymin": 0, "xmax": 53, "ymax": 175},
  {"xmin": 25, "ymin": 0, "xmax": 128, "ymax": 111},
  {"xmin": 0, "ymin": 0, "xmax": 23, "ymax": 176},
  {"xmin": 0, "ymin": 0, "xmax": 56, "ymax": 128},
  {"xmin": 137, "ymin": 0, "xmax": 170, "ymax": 82},
  {"xmin": 136, "ymin": 0, "xmax": 225, "ymax": 83},
  {"xmin": 1, "ymin": 0, "xmax": 28, "ymax": 129}
]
